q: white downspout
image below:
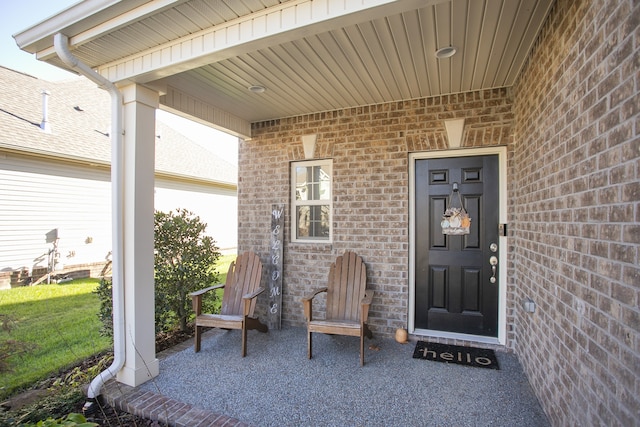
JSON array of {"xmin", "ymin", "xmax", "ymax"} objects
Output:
[{"xmin": 54, "ymin": 33, "xmax": 125, "ymax": 412}]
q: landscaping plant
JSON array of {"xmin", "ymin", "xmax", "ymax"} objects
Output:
[
  {"xmin": 93, "ymin": 278, "xmax": 113, "ymax": 338},
  {"xmin": 22, "ymin": 413, "xmax": 98, "ymax": 427},
  {"xmin": 154, "ymin": 208, "xmax": 221, "ymax": 333}
]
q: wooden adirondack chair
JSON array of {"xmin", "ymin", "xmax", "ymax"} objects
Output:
[
  {"xmin": 302, "ymin": 251, "xmax": 374, "ymax": 366},
  {"xmin": 190, "ymin": 251, "xmax": 267, "ymax": 357}
]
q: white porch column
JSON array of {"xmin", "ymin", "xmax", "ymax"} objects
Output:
[{"xmin": 117, "ymin": 84, "xmax": 159, "ymax": 386}]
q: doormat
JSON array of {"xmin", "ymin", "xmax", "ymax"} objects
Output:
[{"xmin": 412, "ymin": 341, "xmax": 500, "ymax": 370}]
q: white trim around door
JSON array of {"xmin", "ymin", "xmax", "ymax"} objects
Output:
[{"xmin": 408, "ymin": 146, "xmax": 508, "ymax": 346}]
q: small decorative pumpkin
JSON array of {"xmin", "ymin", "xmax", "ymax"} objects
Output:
[{"xmin": 395, "ymin": 328, "xmax": 408, "ymax": 344}]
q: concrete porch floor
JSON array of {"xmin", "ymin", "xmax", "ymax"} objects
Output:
[{"xmin": 102, "ymin": 326, "xmax": 549, "ymax": 426}]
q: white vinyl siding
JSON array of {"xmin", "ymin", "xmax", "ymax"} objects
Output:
[
  {"xmin": 0, "ymin": 154, "xmax": 112, "ymax": 273},
  {"xmin": 0, "ymin": 153, "xmax": 238, "ymax": 274},
  {"xmin": 154, "ymin": 178, "xmax": 237, "ymax": 252}
]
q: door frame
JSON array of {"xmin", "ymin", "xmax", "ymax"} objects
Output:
[{"xmin": 408, "ymin": 146, "xmax": 508, "ymax": 346}]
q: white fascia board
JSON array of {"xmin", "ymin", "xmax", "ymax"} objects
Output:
[
  {"xmin": 14, "ymin": 0, "xmax": 134, "ymax": 53},
  {"xmin": 97, "ymin": 0, "xmax": 436, "ymax": 84},
  {"xmin": 13, "ymin": 0, "xmax": 173, "ymax": 58}
]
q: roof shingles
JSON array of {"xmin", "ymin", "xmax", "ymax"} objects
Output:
[{"xmin": 0, "ymin": 66, "xmax": 236, "ymax": 185}]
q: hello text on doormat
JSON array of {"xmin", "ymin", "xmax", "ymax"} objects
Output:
[{"xmin": 413, "ymin": 341, "xmax": 500, "ymax": 370}]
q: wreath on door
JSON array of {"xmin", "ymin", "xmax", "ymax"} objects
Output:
[{"xmin": 441, "ymin": 185, "xmax": 471, "ymax": 235}]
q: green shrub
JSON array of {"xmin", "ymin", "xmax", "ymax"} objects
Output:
[
  {"xmin": 95, "ymin": 209, "xmax": 221, "ymax": 335},
  {"xmin": 93, "ymin": 278, "xmax": 113, "ymax": 337},
  {"xmin": 154, "ymin": 208, "xmax": 221, "ymax": 332}
]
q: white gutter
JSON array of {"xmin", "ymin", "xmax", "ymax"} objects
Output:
[{"xmin": 53, "ymin": 33, "xmax": 125, "ymax": 412}]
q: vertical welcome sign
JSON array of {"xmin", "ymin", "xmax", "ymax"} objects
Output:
[{"xmin": 267, "ymin": 204, "xmax": 284, "ymax": 329}]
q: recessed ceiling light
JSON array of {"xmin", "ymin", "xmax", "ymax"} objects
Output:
[
  {"xmin": 435, "ymin": 46, "xmax": 457, "ymax": 59},
  {"xmin": 248, "ymin": 85, "xmax": 266, "ymax": 93}
]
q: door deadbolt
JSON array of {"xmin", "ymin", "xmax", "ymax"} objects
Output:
[{"xmin": 490, "ymin": 243, "xmax": 498, "ymax": 252}]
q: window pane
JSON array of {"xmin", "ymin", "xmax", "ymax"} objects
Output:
[
  {"xmin": 296, "ymin": 205, "xmax": 330, "ymax": 239},
  {"xmin": 295, "ymin": 167, "xmax": 308, "ymax": 201},
  {"xmin": 295, "ymin": 165, "xmax": 330, "ymax": 201},
  {"xmin": 292, "ymin": 160, "xmax": 332, "ymax": 242},
  {"xmin": 316, "ymin": 165, "xmax": 330, "ymax": 200}
]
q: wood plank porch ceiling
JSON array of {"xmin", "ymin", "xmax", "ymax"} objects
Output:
[{"xmin": 17, "ymin": 0, "xmax": 553, "ymax": 134}]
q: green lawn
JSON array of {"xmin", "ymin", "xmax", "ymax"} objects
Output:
[
  {"xmin": 206, "ymin": 253, "xmax": 236, "ymax": 312},
  {"xmin": 0, "ymin": 254, "xmax": 237, "ymax": 401},
  {"xmin": 215, "ymin": 253, "xmax": 235, "ymax": 283},
  {"xmin": 0, "ymin": 279, "xmax": 112, "ymax": 400}
]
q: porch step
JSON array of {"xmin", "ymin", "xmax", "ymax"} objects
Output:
[{"xmin": 102, "ymin": 379, "xmax": 250, "ymax": 427}]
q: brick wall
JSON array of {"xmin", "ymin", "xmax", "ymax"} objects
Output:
[
  {"xmin": 511, "ymin": 0, "xmax": 639, "ymax": 425},
  {"xmin": 239, "ymin": 89, "xmax": 514, "ymax": 337},
  {"xmin": 233, "ymin": 0, "xmax": 638, "ymax": 424}
]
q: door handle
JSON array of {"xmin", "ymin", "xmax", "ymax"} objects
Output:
[{"xmin": 489, "ymin": 256, "xmax": 498, "ymax": 283}]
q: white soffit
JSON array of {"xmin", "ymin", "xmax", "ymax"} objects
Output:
[
  {"xmin": 95, "ymin": 0, "xmax": 433, "ymax": 83},
  {"xmin": 15, "ymin": 0, "xmax": 554, "ymax": 133}
]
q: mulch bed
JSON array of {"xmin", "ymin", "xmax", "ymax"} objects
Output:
[
  {"xmin": 2, "ymin": 328, "xmax": 195, "ymax": 426},
  {"xmin": 88, "ymin": 329, "xmax": 195, "ymax": 426}
]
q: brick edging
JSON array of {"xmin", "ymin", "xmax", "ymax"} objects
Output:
[{"xmin": 101, "ymin": 330, "xmax": 246, "ymax": 426}]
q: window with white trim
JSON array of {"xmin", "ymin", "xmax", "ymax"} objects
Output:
[{"xmin": 291, "ymin": 159, "xmax": 332, "ymax": 242}]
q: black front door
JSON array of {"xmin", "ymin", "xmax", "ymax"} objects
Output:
[{"xmin": 414, "ymin": 155, "xmax": 499, "ymax": 337}]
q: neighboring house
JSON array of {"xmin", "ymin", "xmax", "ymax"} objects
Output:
[
  {"xmin": 0, "ymin": 66, "xmax": 237, "ymax": 288},
  {"xmin": 13, "ymin": 1, "xmax": 638, "ymax": 426}
]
